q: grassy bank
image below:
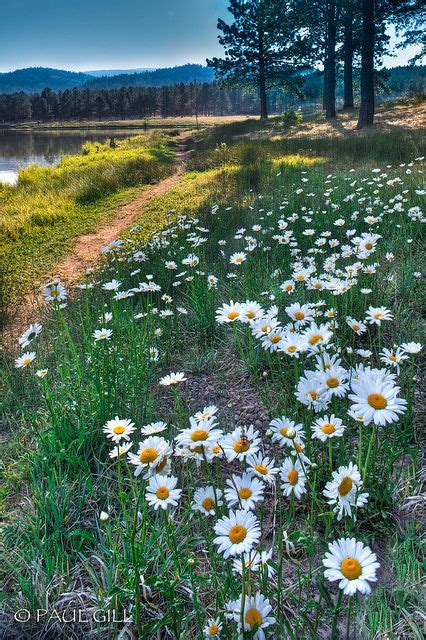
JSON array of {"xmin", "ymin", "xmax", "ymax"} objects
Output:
[
  {"xmin": 1, "ymin": 109, "xmax": 425, "ymax": 638},
  {"xmin": 0, "ymin": 132, "xmax": 175, "ymax": 316}
]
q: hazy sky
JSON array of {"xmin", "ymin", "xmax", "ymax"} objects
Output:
[{"xmin": 0, "ymin": 0, "xmax": 421, "ymax": 72}]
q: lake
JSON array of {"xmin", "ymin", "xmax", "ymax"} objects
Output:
[{"xmin": 0, "ymin": 128, "xmax": 142, "ymax": 185}]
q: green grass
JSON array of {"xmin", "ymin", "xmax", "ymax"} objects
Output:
[
  {"xmin": 0, "ymin": 132, "xmax": 176, "ymax": 316},
  {"xmin": 1, "ymin": 110, "xmax": 424, "ymax": 638}
]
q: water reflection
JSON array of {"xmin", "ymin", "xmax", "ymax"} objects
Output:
[{"xmin": 0, "ymin": 129, "xmax": 142, "ymax": 184}]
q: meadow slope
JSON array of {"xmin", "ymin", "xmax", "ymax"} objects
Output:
[{"xmin": 1, "ymin": 104, "xmax": 425, "ymax": 639}]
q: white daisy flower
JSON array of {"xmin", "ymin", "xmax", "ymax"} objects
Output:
[
  {"xmin": 19, "ymin": 323, "xmax": 42, "ymax": 348},
  {"xmin": 175, "ymin": 416, "xmax": 223, "ymax": 452},
  {"xmin": 140, "ymin": 421, "xmax": 167, "ymax": 436},
  {"xmin": 323, "ymin": 463, "xmax": 369, "ymax": 520},
  {"xmin": 221, "ymin": 425, "xmax": 261, "ymax": 462},
  {"xmin": 280, "ymin": 457, "xmax": 307, "ymax": 499},
  {"xmin": 213, "ymin": 509, "xmax": 261, "ymax": 558},
  {"xmin": 192, "ymin": 486, "xmax": 223, "ymax": 516},
  {"xmin": 400, "ymin": 342, "xmax": 422, "ymax": 355},
  {"xmin": 349, "ymin": 368, "xmax": 407, "ymax": 426},
  {"xmin": 229, "ymin": 251, "xmax": 247, "ymax": 265},
  {"xmin": 225, "ymin": 473, "xmax": 264, "ymax": 511},
  {"xmin": 380, "ymin": 347, "xmax": 408, "ymax": 374},
  {"xmin": 203, "ymin": 617, "xmax": 222, "ymax": 638},
  {"xmin": 323, "ymin": 537, "xmax": 380, "ymax": 595},
  {"xmin": 312, "ymin": 415, "xmax": 346, "ymax": 442},
  {"xmin": 128, "ymin": 436, "xmax": 172, "ymax": 477},
  {"xmin": 229, "ymin": 592, "xmax": 276, "ymax": 639},
  {"xmin": 216, "ymin": 301, "xmax": 243, "ymax": 324},
  {"xmin": 269, "ymin": 416, "xmax": 305, "ymax": 451},
  {"xmin": 246, "ymin": 453, "xmax": 278, "ymax": 484},
  {"xmin": 159, "ymin": 371, "xmax": 187, "ymax": 386},
  {"xmin": 109, "ymin": 442, "xmax": 133, "ymax": 459},
  {"xmin": 93, "ymin": 328, "xmax": 112, "ymax": 342},
  {"xmin": 145, "ymin": 475, "xmax": 181, "ymax": 511},
  {"xmin": 365, "ymin": 306, "xmax": 393, "ymax": 325},
  {"xmin": 15, "ymin": 351, "xmax": 36, "ymax": 368},
  {"xmin": 102, "ymin": 416, "xmax": 136, "ymax": 442}
]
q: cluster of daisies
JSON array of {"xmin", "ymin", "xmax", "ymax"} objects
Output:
[
  {"xmin": 101, "ymin": 389, "xmax": 388, "ymax": 637},
  {"xmin": 13, "ymin": 157, "xmax": 424, "ymax": 637}
]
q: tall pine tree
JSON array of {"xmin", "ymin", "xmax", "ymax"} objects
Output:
[{"xmin": 207, "ymin": 0, "xmax": 309, "ymax": 119}]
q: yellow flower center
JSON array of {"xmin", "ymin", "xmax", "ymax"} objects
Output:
[
  {"xmin": 315, "ymin": 283, "xmax": 322, "ymax": 289},
  {"xmin": 341, "ymin": 557, "xmax": 362, "ymax": 580},
  {"xmin": 238, "ymin": 488, "xmax": 252, "ymax": 500},
  {"xmin": 368, "ymin": 393, "xmax": 387, "ymax": 410},
  {"xmin": 235, "ymin": 257, "xmax": 243, "ymax": 263},
  {"xmin": 374, "ymin": 313, "xmax": 383, "ymax": 319},
  {"xmin": 246, "ymin": 311, "xmax": 256, "ymax": 319},
  {"xmin": 255, "ymin": 464, "xmax": 268, "ymax": 475},
  {"xmin": 261, "ymin": 324, "xmax": 270, "ymax": 333},
  {"xmin": 234, "ymin": 439, "xmax": 250, "ymax": 453},
  {"xmin": 228, "ymin": 525, "xmax": 247, "ymax": 544},
  {"xmin": 285, "ymin": 284, "xmax": 292, "ymax": 291},
  {"xmin": 50, "ymin": 289, "xmax": 60, "ymax": 297},
  {"xmin": 280, "ymin": 427, "xmax": 288, "ymax": 437},
  {"xmin": 287, "ymin": 345, "xmax": 297, "ymax": 353},
  {"xmin": 389, "ymin": 355, "xmax": 397, "ymax": 362},
  {"xmin": 338, "ymin": 476, "xmax": 353, "ymax": 496},
  {"xmin": 296, "ymin": 275, "xmax": 305, "ymax": 281},
  {"xmin": 327, "ymin": 377, "xmax": 339, "ymax": 388},
  {"xmin": 209, "ymin": 624, "xmax": 219, "ymax": 636},
  {"xmin": 353, "ymin": 324, "xmax": 360, "ymax": 331},
  {"xmin": 140, "ymin": 448, "xmax": 158, "ymax": 464},
  {"xmin": 212, "ymin": 444, "xmax": 221, "ymax": 454},
  {"xmin": 288, "ymin": 469, "xmax": 299, "ymax": 485},
  {"xmin": 191, "ymin": 429, "xmax": 208, "ymax": 442},
  {"xmin": 294, "ymin": 311, "xmax": 305, "ymax": 320},
  {"xmin": 308, "ymin": 391, "xmax": 317, "ymax": 401},
  {"xmin": 270, "ymin": 335, "xmax": 281, "ymax": 344},
  {"xmin": 321, "ymin": 423, "xmax": 336, "ymax": 435},
  {"xmin": 23, "ymin": 358, "xmax": 32, "ymax": 365},
  {"xmin": 113, "ymin": 425, "xmax": 125, "ymax": 435},
  {"xmin": 201, "ymin": 497, "xmax": 215, "ymax": 512},
  {"xmin": 156, "ymin": 486, "xmax": 169, "ymax": 500},
  {"xmin": 228, "ymin": 311, "xmax": 239, "ymax": 320},
  {"xmin": 365, "ymin": 242, "xmax": 373, "ymax": 250},
  {"xmin": 309, "ymin": 334, "xmax": 322, "ymax": 345},
  {"xmin": 245, "ymin": 609, "xmax": 262, "ymax": 630}
]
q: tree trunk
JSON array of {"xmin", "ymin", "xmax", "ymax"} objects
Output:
[
  {"xmin": 357, "ymin": 0, "xmax": 375, "ymax": 128},
  {"xmin": 323, "ymin": 0, "xmax": 336, "ymax": 119},
  {"xmin": 343, "ymin": 2, "xmax": 354, "ymax": 109},
  {"xmin": 258, "ymin": 28, "xmax": 268, "ymax": 119}
]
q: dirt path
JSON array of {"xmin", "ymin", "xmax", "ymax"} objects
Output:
[
  {"xmin": 2, "ymin": 141, "xmax": 192, "ymax": 343},
  {"xmin": 54, "ymin": 144, "xmax": 192, "ymax": 289}
]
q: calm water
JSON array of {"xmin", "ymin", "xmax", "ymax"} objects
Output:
[{"xmin": 0, "ymin": 129, "xmax": 142, "ymax": 185}]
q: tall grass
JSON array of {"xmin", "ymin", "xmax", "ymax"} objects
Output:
[{"xmin": 1, "ymin": 115, "xmax": 424, "ymax": 639}]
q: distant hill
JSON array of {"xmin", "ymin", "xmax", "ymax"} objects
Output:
[
  {"xmin": 85, "ymin": 68, "xmax": 155, "ymax": 77},
  {"xmin": 0, "ymin": 67, "xmax": 92, "ymax": 93},
  {"xmin": 0, "ymin": 64, "xmax": 215, "ymax": 94},
  {"xmin": 84, "ymin": 64, "xmax": 215, "ymax": 89}
]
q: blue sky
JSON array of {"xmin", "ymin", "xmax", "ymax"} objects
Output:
[{"xmin": 0, "ymin": 0, "xmax": 421, "ymax": 72}]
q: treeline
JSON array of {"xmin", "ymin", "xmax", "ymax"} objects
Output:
[
  {"xmin": 0, "ymin": 83, "xmax": 260, "ymax": 123},
  {"xmin": 207, "ymin": 0, "xmax": 425, "ymax": 128},
  {"xmin": 0, "ymin": 64, "xmax": 423, "ymax": 124}
]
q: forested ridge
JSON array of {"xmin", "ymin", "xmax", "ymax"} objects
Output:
[{"xmin": 0, "ymin": 66, "xmax": 423, "ymax": 123}]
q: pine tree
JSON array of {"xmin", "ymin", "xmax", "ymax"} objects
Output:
[{"xmin": 207, "ymin": 0, "xmax": 309, "ymax": 119}]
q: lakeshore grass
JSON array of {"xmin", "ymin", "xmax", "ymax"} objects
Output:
[
  {"xmin": 1, "ymin": 108, "xmax": 425, "ymax": 639},
  {"xmin": 0, "ymin": 132, "xmax": 175, "ymax": 315}
]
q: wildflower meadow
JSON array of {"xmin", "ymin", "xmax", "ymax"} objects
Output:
[{"xmin": 2, "ymin": 137, "xmax": 424, "ymax": 639}]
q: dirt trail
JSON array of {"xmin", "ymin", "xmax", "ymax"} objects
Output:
[
  {"xmin": 54, "ymin": 144, "xmax": 192, "ymax": 289},
  {"xmin": 2, "ymin": 140, "xmax": 192, "ymax": 343}
]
